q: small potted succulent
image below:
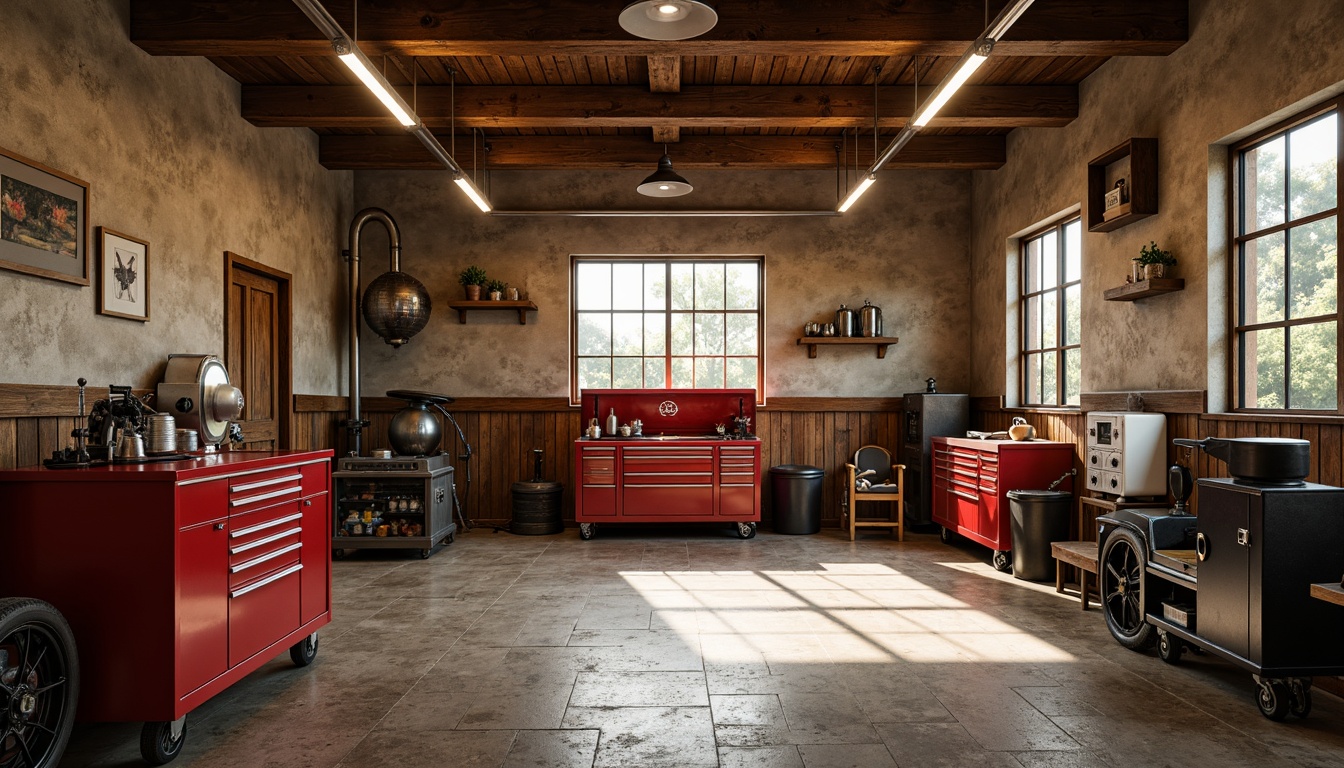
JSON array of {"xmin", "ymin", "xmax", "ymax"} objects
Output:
[
  {"xmin": 458, "ymin": 265, "xmax": 488, "ymax": 300},
  {"xmin": 486, "ymin": 279, "xmax": 507, "ymax": 301},
  {"xmin": 1135, "ymin": 241, "xmax": 1177, "ymax": 280}
]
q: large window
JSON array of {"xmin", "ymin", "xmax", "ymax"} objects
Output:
[
  {"xmin": 1021, "ymin": 218, "xmax": 1082, "ymax": 406},
  {"xmin": 1233, "ymin": 98, "xmax": 1340, "ymax": 412},
  {"xmin": 572, "ymin": 257, "xmax": 763, "ymax": 401}
]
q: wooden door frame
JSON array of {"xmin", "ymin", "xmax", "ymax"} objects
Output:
[{"xmin": 224, "ymin": 251, "xmax": 293, "ymax": 450}]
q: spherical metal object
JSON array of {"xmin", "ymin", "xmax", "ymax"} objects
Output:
[
  {"xmin": 362, "ymin": 270, "xmax": 431, "ymax": 348},
  {"xmin": 388, "ymin": 402, "xmax": 442, "ymax": 456}
]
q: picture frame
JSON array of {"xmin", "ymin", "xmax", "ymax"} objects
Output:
[
  {"xmin": 0, "ymin": 146, "xmax": 89, "ymax": 285},
  {"xmin": 98, "ymin": 227, "xmax": 150, "ymax": 321}
]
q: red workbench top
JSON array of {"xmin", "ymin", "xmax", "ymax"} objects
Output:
[{"xmin": 0, "ymin": 449, "xmax": 333, "ymax": 483}]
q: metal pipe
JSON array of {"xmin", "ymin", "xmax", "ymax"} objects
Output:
[{"xmin": 345, "ymin": 207, "xmax": 403, "ymax": 456}]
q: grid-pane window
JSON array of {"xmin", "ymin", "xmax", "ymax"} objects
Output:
[
  {"xmin": 1234, "ymin": 99, "xmax": 1340, "ymax": 411},
  {"xmin": 573, "ymin": 257, "xmax": 763, "ymax": 400},
  {"xmin": 1021, "ymin": 218, "xmax": 1082, "ymax": 406}
]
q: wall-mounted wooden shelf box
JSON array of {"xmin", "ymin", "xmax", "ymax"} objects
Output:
[
  {"xmin": 446, "ymin": 300, "xmax": 538, "ymax": 324},
  {"xmin": 796, "ymin": 337, "xmax": 899, "ymax": 359},
  {"xmin": 1088, "ymin": 138, "xmax": 1158, "ymax": 232},
  {"xmin": 1103, "ymin": 277, "xmax": 1185, "ymax": 301}
]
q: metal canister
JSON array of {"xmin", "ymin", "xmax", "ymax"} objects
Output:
[
  {"xmin": 859, "ymin": 299, "xmax": 883, "ymax": 337},
  {"xmin": 835, "ymin": 304, "xmax": 857, "ymax": 337}
]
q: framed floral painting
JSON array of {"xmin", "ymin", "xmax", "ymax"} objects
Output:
[
  {"xmin": 98, "ymin": 227, "xmax": 150, "ymax": 321},
  {"xmin": 0, "ymin": 147, "xmax": 89, "ymax": 285}
]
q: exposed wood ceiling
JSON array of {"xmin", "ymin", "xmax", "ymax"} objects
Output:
[{"xmin": 129, "ymin": 1, "xmax": 1188, "ymax": 172}]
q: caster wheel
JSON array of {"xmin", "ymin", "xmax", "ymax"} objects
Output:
[
  {"xmin": 332, "ymin": 549, "xmax": 345, "ymax": 560},
  {"xmin": 1290, "ymin": 680, "xmax": 1313, "ymax": 719},
  {"xmin": 940, "ymin": 526, "xmax": 955, "ymax": 544},
  {"xmin": 140, "ymin": 716, "xmax": 187, "ymax": 765},
  {"xmin": 736, "ymin": 522, "xmax": 757, "ymax": 540},
  {"xmin": 447, "ymin": 533, "xmax": 455, "ymax": 543},
  {"xmin": 0, "ymin": 598, "xmax": 80, "ymax": 768},
  {"xmin": 420, "ymin": 549, "xmax": 432, "ymax": 559},
  {"xmin": 992, "ymin": 550, "xmax": 1012, "ymax": 572},
  {"xmin": 1157, "ymin": 630, "xmax": 1183, "ymax": 664},
  {"xmin": 289, "ymin": 632, "xmax": 319, "ymax": 667},
  {"xmin": 579, "ymin": 523, "xmax": 595, "ymax": 540},
  {"xmin": 1256, "ymin": 680, "xmax": 1291, "ymax": 721},
  {"xmin": 1100, "ymin": 527, "xmax": 1155, "ymax": 651}
]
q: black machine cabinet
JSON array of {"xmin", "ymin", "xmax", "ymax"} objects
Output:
[
  {"xmin": 331, "ymin": 455, "xmax": 456, "ymax": 558},
  {"xmin": 1178, "ymin": 479, "xmax": 1344, "ymax": 674},
  {"xmin": 902, "ymin": 392, "xmax": 969, "ymax": 526}
]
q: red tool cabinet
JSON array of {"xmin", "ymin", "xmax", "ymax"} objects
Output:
[
  {"xmin": 932, "ymin": 437, "xmax": 1074, "ymax": 568},
  {"xmin": 0, "ymin": 450, "xmax": 332, "ymax": 725}
]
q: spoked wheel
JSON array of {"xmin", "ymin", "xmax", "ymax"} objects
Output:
[
  {"xmin": 1255, "ymin": 679, "xmax": 1291, "ymax": 721},
  {"xmin": 992, "ymin": 550, "xmax": 1011, "ymax": 572},
  {"xmin": 579, "ymin": 523, "xmax": 595, "ymax": 541},
  {"xmin": 1289, "ymin": 679, "xmax": 1313, "ymax": 719},
  {"xmin": 0, "ymin": 598, "xmax": 79, "ymax": 768},
  {"xmin": 1157, "ymin": 630, "xmax": 1183, "ymax": 664},
  {"xmin": 140, "ymin": 716, "xmax": 186, "ymax": 766},
  {"xmin": 289, "ymin": 633, "xmax": 319, "ymax": 667},
  {"xmin": 1100, "ymin": 528, "xmax": 1155, "ymax": 650},
  {"xmin": 736, "ymin": 522, "xmax": 757, "ymax": 540}
]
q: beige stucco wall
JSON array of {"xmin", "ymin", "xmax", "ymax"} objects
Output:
[
  {"xmin": 969, "ymin": 0, "xmax": 1344, "ymax": 406},
  {"xmin": 0, "ymin": 1, "xmax": 351, "ymax": 393},
  {"xmin": 353, "ymin": 168, "xmax": 971, "ymax": 398}
]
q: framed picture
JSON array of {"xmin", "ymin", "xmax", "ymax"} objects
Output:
[
  {"xmin": 98, "ymin": 227, "xmax": 150, "ymax": 321},
  {"xmin": 0, "ymin": 147, "xmax": 89, "ymax": 285}
]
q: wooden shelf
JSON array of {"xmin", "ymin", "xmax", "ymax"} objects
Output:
[
  {"xmin": 1311, "ymin": 582, "xmax": 1344, "ymax": 607},
  {"xmin": 1087, "ymin": 137, "xmax": 1158, "ymax": 232},
  {"xmin": 446, "ymin": 300, "xmax": 538, "ymax": 325},
  {"xmin": 796, "ymin": 336, "xmax": 899, "ymax": 359},
  {"xmin": 1103, "ymin": 278, "xmax": 1185, "ymax": 301}
]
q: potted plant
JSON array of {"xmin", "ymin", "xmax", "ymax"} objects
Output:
[
  {"xmin": 1135, "ymin": 241, "xmax": 1177, "ymax": 280},
  {"xmin": 458, "ymin": 265, "xmax": 488, "ymax": 300},
  {"xmin": 486, "ymin": 279, "xmax": 507, "ymax": 301}
]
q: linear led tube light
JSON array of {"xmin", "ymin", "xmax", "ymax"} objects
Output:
[
  {"xmin": 410, "ymin": 126, "xmax": 493, "ymax": 212},
  {"xmin": 333, "ymin": 40, "xmax": 417, "ymax": 127},
  {"xmin": 454, "ymin": 176, "xmax": 493, "ymax": 213},
  {"xmin": 837, "ymin": 174, "xmax": 876, "ymax": 213},
  {"xmin": 985, "ymin": 0, "xmax": 1036, "ymax": 42},
  {"xmin": 912, "ymin": 38, "xmax": 993, "ymax": 128}
]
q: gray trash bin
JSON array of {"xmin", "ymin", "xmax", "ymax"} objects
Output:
[
  {"xmin": 770, "ymin": 465, "xmax": 824, "ymax": 534},
  {"xmin": 1007, "ymin": 489, "xmax": 1073, "ymax": 581}
]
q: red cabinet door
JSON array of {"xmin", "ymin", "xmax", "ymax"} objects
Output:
[
  {"xmin": 300, "ymin": 492, "xmax": 329, "ymax": 624},
  {"xmin": 178, "ymin": 519, "xmax": 228, "ymax": 698}
]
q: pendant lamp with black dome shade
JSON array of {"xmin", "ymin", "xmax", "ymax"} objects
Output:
[{"xmin": 637, "ymin": 148, "xmax": 694, "ymax": 197}]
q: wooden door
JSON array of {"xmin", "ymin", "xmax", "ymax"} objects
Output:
[{"xmin": 225, "ymin": 252, "xmax": 291, "ymax": 451}]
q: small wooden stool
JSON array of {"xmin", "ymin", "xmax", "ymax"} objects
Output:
[{"xmin": 1051, "ymin": 541, "xmax": 1099, "ymax": 610}]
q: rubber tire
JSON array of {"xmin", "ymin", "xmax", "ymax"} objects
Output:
[
  {"xmin": 1157, "ymin": 631, "xmax": 1183, "ymax": 665},
  {"xmin": 940, "ymin": 526, "xmax": 955, "ymax": 544},
  {"xmin": 992, "ymin": 550, "xmax": 1012, "ymax": 572},
  {"xmin": 139, "ymin": 717, "xmax": 187, "ymax": 765},
  {"xmin": 1100, "ymin": 527, "xmax": 1156, "ymax": 651},
  {"xmin": 0, "ymin": 598, "xmax": 80, "ymax": 768},
  {"xmin": 736, "ymin": 522, "xmax": 757, "ymax": 540},
  {"xmin": 1256, "ymin": 681, "xmax": 1291, "ymax": 721},
  {"xmin": 1290, "ymin": 681, "xmax": 1313, "ymax": 719},
  {"xmin": 289, "ymin": 632, "xmax": 319, "ymax": 667}
]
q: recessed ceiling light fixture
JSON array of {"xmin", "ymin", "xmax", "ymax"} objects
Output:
[
  {"xmin": 835, "ymin": 0, "xmax": 1035, "ymax": 212},
  {"xmin": 292, "ymin": 0, "xmax": 492, "ymax": 212},
  {"xmin": 637, "ymin": 148, "xmax": 694, "ymax": 197},
  {"xmin": 619, "ymin": 0, "xmax": 718, "ymax": 41}
]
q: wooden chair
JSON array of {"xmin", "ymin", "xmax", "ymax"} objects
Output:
[{"xmin": 844, "ymin": 445, "xmax": 906, "ymax": 541}]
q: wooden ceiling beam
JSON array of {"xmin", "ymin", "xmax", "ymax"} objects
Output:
[
  {"xmin": 243, "ymin": 84, "xmax": 1077, "ymax": 129},
  {"xmin": 131, "ymin": 0, "xmax": 1187, "ymax": 57},
  {"xmin": 317, "ymin": 134, "xmax": 1007, "ymax": 170}
]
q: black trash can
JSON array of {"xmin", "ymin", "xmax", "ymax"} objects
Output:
[
  {"xmin": 1007, "ymin": 489, "xmax": 1073, "ymax": 581},
  {"xmin": 770, "ymin": 465, "xmax": 824, "ymax": 534}
]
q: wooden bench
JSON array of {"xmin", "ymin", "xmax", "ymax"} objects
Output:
[{"xmin": 1052, "ymin": 541, "xmax": 1099, "ymax": 610}]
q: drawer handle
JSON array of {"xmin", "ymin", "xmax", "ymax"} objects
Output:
[
  {"xmin": 230, "ymin": 473, "xmax": 303, "ymax": 493},
  {"xmin": 628, "ymin": 483, "xmax": 714, "ymax": 488},
  {"xmin": 582, "ymin": 456, "xmax": 614, "ymax": 461},
  {"xmin": 230, "ymin": 512, "xmax": 304, "ymax": 539},
  {"xmin": 230, "ymin": 527, "xmax": 302, "ymax": 555},
  {"xmin": 721, "ymin": 472, "xmax": 755, "ymax": 476},
  {"xmin": 951, "ymin": 489, "xmax": 978, "ymax": 502},
  {"xmin": 722, "ymin": 483, "xmax": 755, "ymax": 487},
  {"xmin": 584, "ymin": 484, "xmax": 616, "ymax": 488},
  {"xmin": 625, "ymin": 471, "xmax": 711, "ymax": 476},
  {"xmin": 230, "ymin": 542, "xmax": 302, "ymax": 574},
  {"xmin": 230, "ymin": 563, "xmax": 302, "ymax": 599},
  {"xmin": 230, "ymin": 486, "xmax": 302, "ymax": 508}
]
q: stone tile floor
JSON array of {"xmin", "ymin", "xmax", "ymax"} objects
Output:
[{"xmin": 63, "ymin": 528, "xmax": 1344, "ymax": 767}]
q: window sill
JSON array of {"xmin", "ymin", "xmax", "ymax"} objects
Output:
[
  {"xmin": 1002, "ymin": 406, "xmax": 1082, "ymax": 415},
  {"xmin": 1203, "ymin": 411, "xmax": 1344, "ymax": 425}
]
